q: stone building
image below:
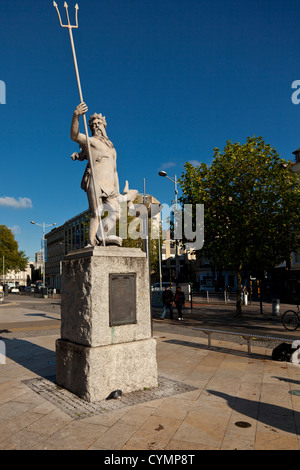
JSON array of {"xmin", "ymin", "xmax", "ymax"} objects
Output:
[{"xmin": 45, "ymin": 210, "xmax": 90, "ymax": 291}]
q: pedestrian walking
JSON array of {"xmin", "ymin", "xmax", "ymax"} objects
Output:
[
  {"xmin": 160, "ymin": 286, "xmax": 174, "ymax": 319},
  {"xmin": 241, "ymin": 285, "xmax": 248, "ymax": 304},
  {"xmin": 175, "ymin": 286, "xmax": 185, "ymax": 320},
  {"xmin": 225, "ymin": 285, "xmax": 230, "ymax": 301}
]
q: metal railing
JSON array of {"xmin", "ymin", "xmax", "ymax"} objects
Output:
[
  {"xmin": 192, "ymin": 327, "xmax": 295, "ymax": 355},
  {"xmin": 191, "ymin": 291, "xmax": 238, "ymax": 305}
]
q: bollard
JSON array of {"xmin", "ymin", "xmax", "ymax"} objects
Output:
[
  {"xmin": 0, "ymin": 340, "xmax": 5, "ymax": 364},
  {"xmin": 42, "ymin": 287, "xmax": 48, "ymax": 299},
  {"xmin": 272, "ymin": 299, "xmax": 280, "ymax": 316}
]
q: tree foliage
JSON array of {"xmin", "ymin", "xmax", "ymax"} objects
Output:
[
  {"xmin": 121, "ymin": 215, "xmax": 161, "ymax": 274},
  {"xmin": 179, "ymin": 136, "xmax": 300, "ymax": 315},
  {"xmin": 0, "ymin": 225, "xmax": 28, "ymax": 274}
]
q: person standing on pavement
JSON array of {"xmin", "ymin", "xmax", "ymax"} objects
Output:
[
  {"xmin": 175, "ymin": 286, "xmax": 185, "ymax": 320},
  {"xmin": 225, "ymin": 285, "xmax": 230, "ymax": 301},
  {"xmin": 241, "ymin": 285, "xmax": 248, "ymax": 303},
  {"xmin": 160, "ymin": 286, "xmax": 174, "ymax": 319}
]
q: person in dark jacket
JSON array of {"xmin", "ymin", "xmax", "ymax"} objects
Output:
[
  {"xmin": 175, "ymin": 286, "xmax": 185, "ymax": 320},
  {"xmin": 161, "ymin": 287, "xmax": 174, "ymax": 319}
]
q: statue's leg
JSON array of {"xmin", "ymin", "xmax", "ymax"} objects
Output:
[
  {"xmin": 100, "ymin": 197, "xmax": 122, "ymax": 246},
  {"xmin": 89, "ymin": 213, "xmax": 100, "ymax": 246},
  {"xmin": 87, "ymin": 185, "xmax": 100, "ymax": 246}
]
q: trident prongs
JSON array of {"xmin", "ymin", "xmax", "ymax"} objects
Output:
[
  {"xmin": 64, "ymin": 2, "xmax": 71, "ymax": 26},
  {"xmin": 53, "ymin": 1, "xmax": 79, "ymax": 29},
  {"xmin": 75, "ymin": 4, "xmax": 79, "ymax": 27},
  {"xmin": 53, "ymin": 1, "xmax": 106, "ymax": 245},
  {"xmin": 53, "ymin": 2, "xmax": 63, "ymax": 27}
]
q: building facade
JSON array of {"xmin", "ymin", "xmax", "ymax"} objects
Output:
[
  {"xmin": 291, "ymin": 148, "xmax": 300, "ymax": 271},
  {"xmin": 1, "ymin": 262, "xmax": 33, "ymax": 288},
  {"xmin": 271, "ymin": 148, "xmax": 300, "ymax": 302},
  {"xmin": 45, "ymin": 210, "xmax": 90, "ymax": 291}
]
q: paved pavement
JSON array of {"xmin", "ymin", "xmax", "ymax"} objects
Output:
[{"xmin": 1, "ymin": 295, "xmax": 300, "ymax": 451}]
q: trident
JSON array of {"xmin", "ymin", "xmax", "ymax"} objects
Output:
[{"xmin": 53, "ymin": 2, "xmax": 106, "ymax": 246}]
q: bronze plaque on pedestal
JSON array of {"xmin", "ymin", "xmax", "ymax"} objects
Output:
[{"xmin": 109, "ymin": 273, "xmax": 137, "ymax": 326}]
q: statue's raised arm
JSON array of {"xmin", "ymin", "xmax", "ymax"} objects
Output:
[{"xmin": 71, "ymin": 102, "xmax": 88, "ymax": 146}]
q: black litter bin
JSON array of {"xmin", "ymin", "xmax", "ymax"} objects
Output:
[{"xmin": 42, "ymin": 287, "xmax": 48, "ymax": 299}]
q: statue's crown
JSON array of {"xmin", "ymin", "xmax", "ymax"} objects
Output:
[{"xmin": 89, "ymin": 113, "xmax": 107, "ymax": 128}]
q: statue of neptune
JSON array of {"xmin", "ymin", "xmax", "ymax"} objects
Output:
[{"xmin": 71, "ymin": 102, "xmax": 138, "ymax": 247}]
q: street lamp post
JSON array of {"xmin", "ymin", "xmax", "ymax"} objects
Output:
[
  {"xmin": 158, "ymin": 171, "xmax": 178, "ymax": 205},
  {"xmin": 158, "ymin": 171, "xmax": 180, "ymax": 282},
  {"xmin": 157, "ymin": 219, "xmax": 162, "ymax": 289},
  {"xmin": 30, "ymin": 221, "xmax": 57, "ymax": 288}
]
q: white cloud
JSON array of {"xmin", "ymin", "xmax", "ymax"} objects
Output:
[
  {"xmin": 188, "ymin": 160, "xmax": 201, "ymax": 167},
  {"xmin": 0, "ymin": 197, "xmax": 33, "ymax": 209},
  {"xmin": 160, "ymin": 161, "xmax": 176, "ymax": 170},
  {"xmin": 9, "ymin": 225, "xmax": 21, "ymax": 234}
]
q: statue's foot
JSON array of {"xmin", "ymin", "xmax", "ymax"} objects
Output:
[
  {"xmin": 104, "ymin": 235, "xmax": 122, "ymax": 247},
  {"xmin": 96, "ymin": 234, "xmax": 122, "ymax": 247}
]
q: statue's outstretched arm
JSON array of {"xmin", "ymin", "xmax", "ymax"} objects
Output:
[{"xmin": 71, "ymin": 148, "xmax": 87, "ymax": 161}]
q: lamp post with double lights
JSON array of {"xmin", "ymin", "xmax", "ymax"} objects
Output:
[
  {"xmin": 158, "ymin": 171, "xmax": 180, "ymax": 281},
  {"xmin": 30, "ymin": 221, "xmax": 57, "ymax": 288}
]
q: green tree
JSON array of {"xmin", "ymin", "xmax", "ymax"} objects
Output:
[
  {"xmin": 0, "ymin": 225, "xmax": 28, "ymax": 275},
  {"xmin": 179, "ymin": 136, "xmax": 300, "ymax": 316},
  {"xmin": 121, "ymin": 215, "xmax": 161, "ymax": 274}
]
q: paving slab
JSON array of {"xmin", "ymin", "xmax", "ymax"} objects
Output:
[
  {"xmin": 0, "ymin": 297, "xmax": 300, "ymax": 451},
  {"xmin": 0, "ymin": 326, "xmax": 299, "ymax": 450}
]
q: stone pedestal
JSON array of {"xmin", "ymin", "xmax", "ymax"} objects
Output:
[{"xmin": 56, "ymin": 246, "xmax": 158, "ymax": 402}]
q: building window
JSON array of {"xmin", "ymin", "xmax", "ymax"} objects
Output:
[{"xmin": 295, "ymin": 250, "xmax": 300, "ymax": 264}]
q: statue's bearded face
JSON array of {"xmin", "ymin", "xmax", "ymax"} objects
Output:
[{"xmin": 90, "ymin": 118, "xmax": 105, "ymax": 138}]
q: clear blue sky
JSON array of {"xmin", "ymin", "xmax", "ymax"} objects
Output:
[{"xmin": 1, "ymin": 0, "xmax": 300, "ymax": 261}]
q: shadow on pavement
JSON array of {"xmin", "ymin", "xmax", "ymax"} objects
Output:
[
  {"xmin": 208, "ymin": 389, "xmax": 299, "ymax": 435},
  {"xmin": 24, "ymin": 312, "xmax": 60, "ymax": 321},
  {"xmin": 272, "ymin": 376, "xmax": 300, "ymax": 386},
  {"xmin": 2, "ymin": 336, "xmax": 56, "ymax": 378},
  {"xmin": 164, "ymin": 338, "xmax": 269, "ymax": 360}
]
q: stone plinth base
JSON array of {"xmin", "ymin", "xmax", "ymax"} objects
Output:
[
  {"xmin": 56, "ymin": 337, "xmax": 158, "ymax": 402},
  {"xmin": 56, "ymin": 246, "xmax": 158, "ymax": 402}
]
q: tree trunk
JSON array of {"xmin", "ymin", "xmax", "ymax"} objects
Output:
[{"xmin": 235, "ymin": 262, "xmax": 243, "ymax": 317}]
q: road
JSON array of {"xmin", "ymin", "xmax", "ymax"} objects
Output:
[
  {"xmin": 1, "ymin": 294, "xmax": 300, "ymax": 349},
  {"xmin": 0, "ymin": 294, "xmax": 61, "ymax": 335},
  {"xmin": 152, "ymin": 300, "xmax": 300, "ymax": 349}
]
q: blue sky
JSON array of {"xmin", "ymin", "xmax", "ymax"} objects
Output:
[{"xmin": 1, "ymin": 0, "xmax": 300, "ymax": 261}]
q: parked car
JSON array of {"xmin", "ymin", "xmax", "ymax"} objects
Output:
[
  {"xmin": 151, "ymin": 282, "xmax": 172, "ymax": 291},
  {"xmin": 199, "ymin": 285, "xmax": 223, "ymax": 293},
  {"xmin": 25, "ymin": 286, "xmax": 36, "ymax": 293},
  {"xmin": 35, "ymin": 281, "xmax": 43, "ymax": 290},
  {"xmin": 10, "ymin": 287, "xmax": 19, "ymax": 293}
]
